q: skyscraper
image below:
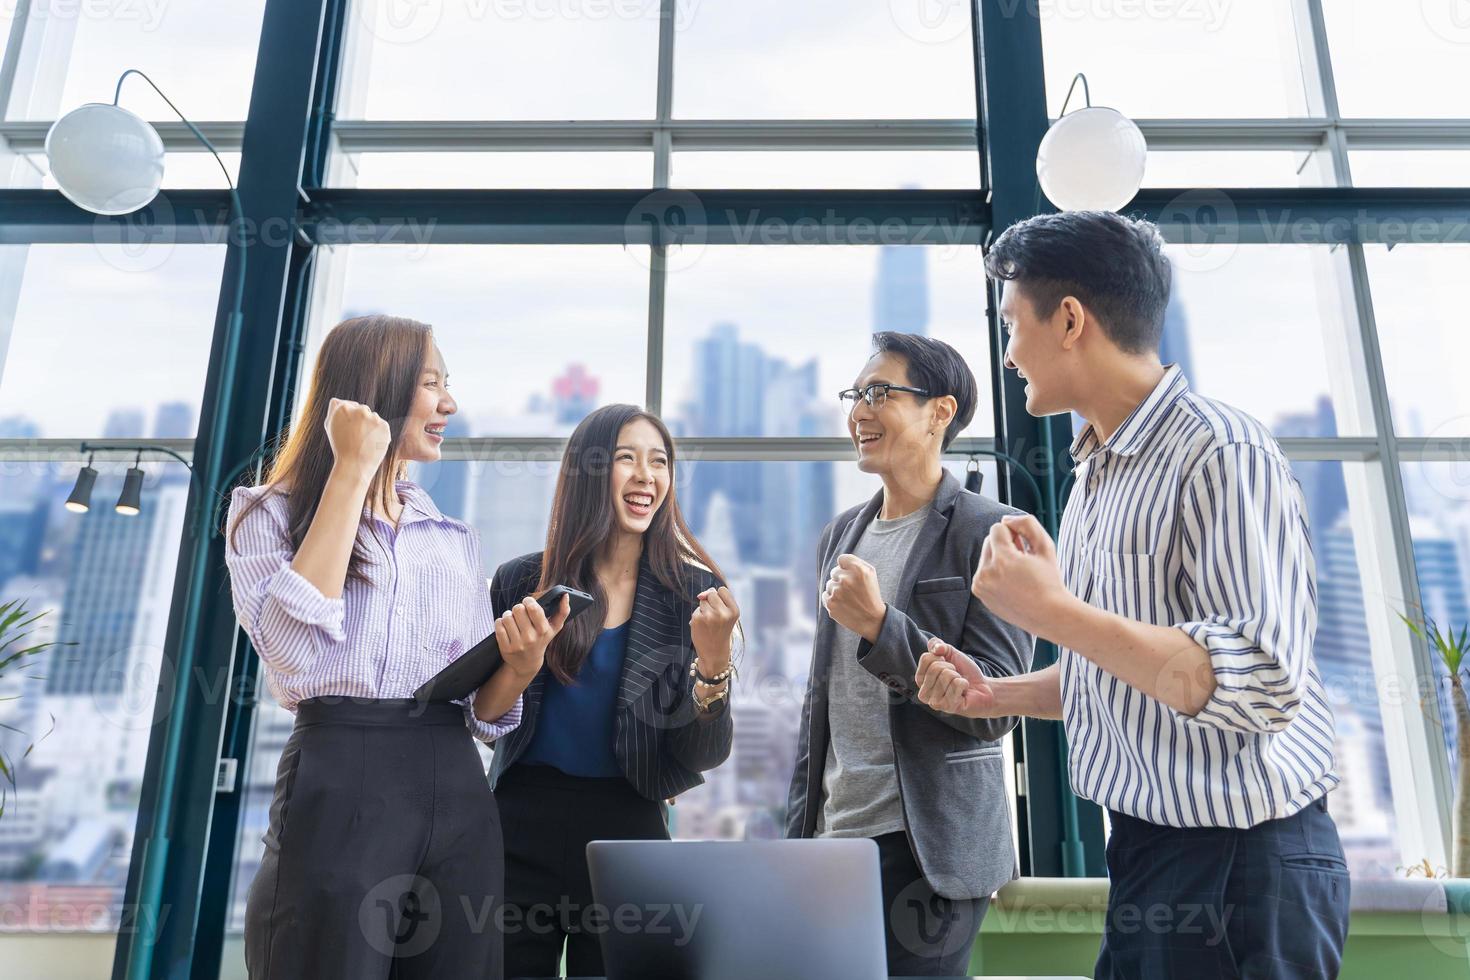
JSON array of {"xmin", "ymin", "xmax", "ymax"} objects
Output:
[
  {"xmin": 151, "ymin": 401, "xmax": 195, "ymax": 440},
  {"xmin": 682, "ymin": 324, "xmax": 833, "ymax": 572},
  {"xmin": 46, "ymin": 478, "xmax": 177, "ymax": 696},
  {"xmin": 873, "ymin": 244, "xmax": 929, "ymax": 335}
]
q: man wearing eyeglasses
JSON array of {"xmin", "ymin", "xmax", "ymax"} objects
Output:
[{"xmin": 784, "ymin": 331, "xmax": 1035, "ymax": 977}]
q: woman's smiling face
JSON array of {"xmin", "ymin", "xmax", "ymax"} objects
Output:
[{"xmin": 608, "ymin": 418, "xmax": 671, "ymax": 536}]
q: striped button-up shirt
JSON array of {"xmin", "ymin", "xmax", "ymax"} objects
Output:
[
  {"xmin": 1058, "ymin": 365, "xmax": 1338, "ymax": 828},
  {"xmin": 224, "ymin": 480, "xmax": 521, "ymax": 743}
]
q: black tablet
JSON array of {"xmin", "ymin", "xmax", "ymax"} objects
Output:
[{"xmin": 413, "ymin": 584, "xmax": 597, "ymax": 702}]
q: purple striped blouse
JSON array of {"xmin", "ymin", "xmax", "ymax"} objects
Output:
[{"xmin": 223, "ymin": 480, "xmax": 521, "ymax": 743}]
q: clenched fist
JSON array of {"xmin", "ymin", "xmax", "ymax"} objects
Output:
[
  {"xmin": 915, "ymin": 637, "xmax": 1001, "ymax": 718},
  {"xmin": 971, "ymin": 514, "xmax": 1068, "ymax": 638},
  {"xmin": 822, "ymin": 554, "xmax": 886, "ymax": 643},
  {"xmin": 325, "ymin": 397, "xmax": 391, "ymax": 480},
  {"xmin": 690, "ymin": 585, "xmax": 740, "ymax": 672}
]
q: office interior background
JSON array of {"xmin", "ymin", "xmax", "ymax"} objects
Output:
[{"xmin": 0, "ymin": 0, "xmax": 1466, "ymax": 976}]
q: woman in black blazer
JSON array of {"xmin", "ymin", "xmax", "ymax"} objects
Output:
[{"xmin": 485, "ymin": 403, "xmax": 740, "ymax": 979}]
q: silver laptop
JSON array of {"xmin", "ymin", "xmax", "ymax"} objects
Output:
[{"xmin": 585, "ymin": 838, "xmax": 888, "ymax": 980}]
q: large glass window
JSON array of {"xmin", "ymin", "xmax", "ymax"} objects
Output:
[
  {"xmin": 1040, "ymin": 3, "xmax": 1313, "ymax": 117},
  {"xmin": 663, "ymin": 245, "xmax": 992, "ymax": 439},
  {"xmin": 337, "ymin": 0, "xmax": 660, "ymax": 119},
  {"xmin": 0, "ymin": 461, "xmax": 186, "ymax": 968},
  {"xmin": 1322, "ymin": 0, "xmax": 1470, "ymax": 118},
  {"xmin": 304, "ymin": 244, "xmax": 652, "ymax": 436},
  {"xmin": 4, "ymin": 1, "xmax": 267, "ymax": 120},
  {"xmin": 1162, "ymin": 244, "xmax": 1366, "ymax": 437},
  {"xmin": 0, "ymin": 245, "xmax": 224, "ymax": 439},
  {"xmin": 1361, "ymin": 244, "xmax": 1469, "ymax": 438},
  {"xmin": 672, "ymin": 0, "xmax": 976, "ymax": 119}
]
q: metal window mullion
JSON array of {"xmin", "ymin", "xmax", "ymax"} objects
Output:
[
  {"xmin": 643, "ymin": 0, "xmax": 677, "ymax": 414},
  {"xmin": 1300, "ymin": 0, "xmax": 1454, "ymax": 868},
  {"xmin": 6, "ymin": 117, "xmax": 1464, "ymax": 156},
  {"xmin": 0, "ymin": 0, "xmax": 32, "ymax": 119}
]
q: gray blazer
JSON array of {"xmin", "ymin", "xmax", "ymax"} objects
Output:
[{"xmin": 784, "ymin": 470, "xmax": 1035, "ymax": 900}]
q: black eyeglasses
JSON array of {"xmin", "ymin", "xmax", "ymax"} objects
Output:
[{"xmin": 837, "ymin": 383, "xmax": 931, "ymax": 412}]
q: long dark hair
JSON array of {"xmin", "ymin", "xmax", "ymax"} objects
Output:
[
  {"xmin": 537, "ymin": 404, "xmax": 726, "ymax": 683},
  {"xmin": 227, "ymin": 315, "xmax": 432, "ymax": 582}
]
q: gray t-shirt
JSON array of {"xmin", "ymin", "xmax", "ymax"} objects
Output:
[{"xmin": 816, "ymin": 505, "xmax": 927, "ymax": 839}]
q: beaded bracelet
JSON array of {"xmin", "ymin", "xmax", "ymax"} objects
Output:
[{"xmin": 690, "ymin": 662, "xmax": 734, "ymax": 686}]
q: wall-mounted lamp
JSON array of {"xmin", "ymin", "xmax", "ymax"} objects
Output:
[
  {"xmin": 66, "ymin": 443, "xmax": 196, "ymax": 519},
  {"xmin": 65, "ymin": 453, "xmax": 98, "ymax": 513},
  {"xmin": 116, "ymin": 452, "xmax": 146, "ymax": 516}
]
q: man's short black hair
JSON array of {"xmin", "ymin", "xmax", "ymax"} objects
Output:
[
  {"xmin": 870, "ymin": 332, "xmax": 977, "ymax": 450},
  {"xmin": 984, "ymin": 211, "xmax": 1172, "ymax": 355}
]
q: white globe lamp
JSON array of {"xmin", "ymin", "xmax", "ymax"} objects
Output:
[
  {"xmin": 1036, "ymin": 75, "xmax": 1147, "ymax": 213},
  {"xmin": 45, "ymin": 102, "xmax": 165, "ymax": 215}
]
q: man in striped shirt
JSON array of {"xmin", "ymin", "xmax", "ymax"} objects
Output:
[{"xmin": 916, "ymin": 211, "xmax": 1350, "ymax": 978}]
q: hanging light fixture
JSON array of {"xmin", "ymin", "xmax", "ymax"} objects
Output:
[
  {"xmin": 65, "ymin": 453, "xmax": 99, "ymax": 514},
  {"xmin": 1035, "ymin": 73, "xmax": 1148, "ymax": 213},
  {"xmin": 116, "ymin": 452, "xmax": 145, "ymax": 516}
]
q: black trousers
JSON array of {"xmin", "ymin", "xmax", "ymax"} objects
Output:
[
  {"xmin": 494, "ymin": 763, "xmax": 669, "ymax": 980},
  {"xmin": 244, "ymin": 698, "xmax": 504, "ymax": 980},
  {"xmin": 873, "ymin": 830, "xmax": 989, "ymax": 977},
  {"xmin": 1095, "ymin": 795, "xmax": 1351, "ymax": 979}
]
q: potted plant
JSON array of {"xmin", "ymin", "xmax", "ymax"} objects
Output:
[
  {"xmin": 1400, "ymin": 611, "xmax": 1470, "ymax": 876},
  {"xmin": 0, "ymin": 598, "xmax": 63, "ymax": 819}
]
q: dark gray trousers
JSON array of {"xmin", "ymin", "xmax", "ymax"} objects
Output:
[{"xmin": 245, "ymin": 697, "xmax": 504, "ymax": 979}]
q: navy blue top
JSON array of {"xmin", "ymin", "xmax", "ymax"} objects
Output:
[{"xmin": 517, "ymin": 620, "xmax": 630, "ymax": 779}]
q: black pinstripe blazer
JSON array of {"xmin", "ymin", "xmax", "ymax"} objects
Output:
[{"xmin": 485, "ymin": 551, "xmax": 734, "ymax": 802}]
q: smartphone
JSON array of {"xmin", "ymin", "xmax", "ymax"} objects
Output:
[{"xmin": 532, "ymin": 584, "xmax": 595, "ymax": 621}]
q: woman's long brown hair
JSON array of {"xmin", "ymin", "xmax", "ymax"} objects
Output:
[
  {"xmin": 227, "ymin": 315, "xmax": 432, "ymax": 582},
  {"xmin": 537, "ymin": 403, "xmax": 728, "ymax": 684}
]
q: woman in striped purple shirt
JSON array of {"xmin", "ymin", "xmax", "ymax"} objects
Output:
[{"xmin": 224, "ymin": 315, "xmax": 568, "ymax": 980}]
